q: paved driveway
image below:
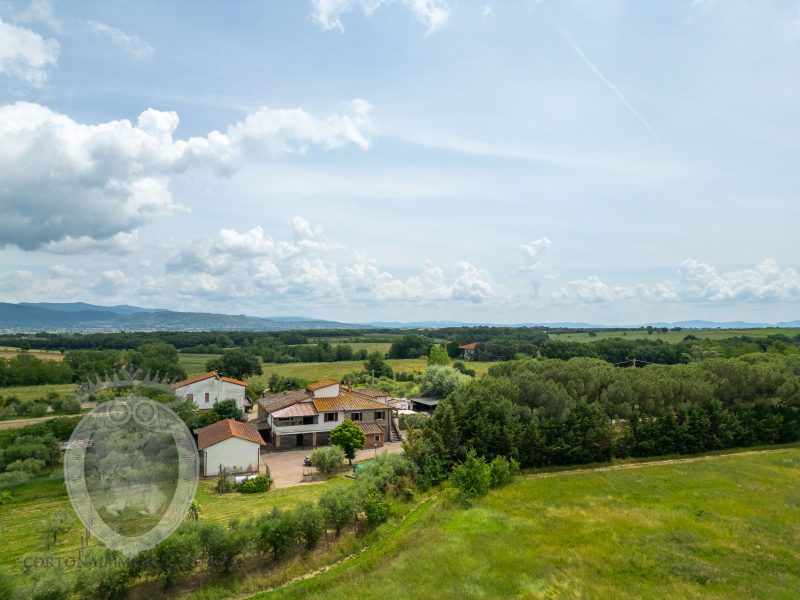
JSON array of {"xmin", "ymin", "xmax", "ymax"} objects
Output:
[{"xmin": 263, "ymin": 441, "xmax": 405, "ymax": 489}]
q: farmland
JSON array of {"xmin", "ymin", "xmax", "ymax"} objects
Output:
[
  {"xmin": 267, "ymin": 447, "xmax": 800, "ymax": 600},
  {"xmin": 0, "ymin": 347, "xmax": 63, "ymax": 362},
  {"xmin": 549, "ymin": 327, "xmax": 800, "ymax": 343},
  {"xmin": 0, "ymin": 383, "xmax": 77, "ymax": 401}
]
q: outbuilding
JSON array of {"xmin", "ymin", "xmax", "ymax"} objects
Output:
[{"xmin": 197, "ymin": 418, "xmax": 265, "ymax": 477}]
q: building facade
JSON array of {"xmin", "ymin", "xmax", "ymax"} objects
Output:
[{"xmin": 172, "ymin": 371, "xmax": 247, "ymax": 413}]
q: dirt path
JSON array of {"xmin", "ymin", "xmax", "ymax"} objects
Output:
[{"xmin": 0, "ymin": 415, "xmax": 63, "ymax": 430}]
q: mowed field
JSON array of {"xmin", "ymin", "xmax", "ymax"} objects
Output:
[
  {"xmin": 0, "ymin": 383, "xmax": 77, "ymax": 401},
  {"xmin": 268, "ymin": 447, "xmax": 800, "ymax": 600},
  {"xmin": 0, "ymin": 347, "xmax": 64, "ymax": 361},
  {"xmin": 178, "ymin": 353, "xmax": 499, "ymax": 383},
  {"xmin": 549, "ymin": 328, "xmax": 800, "ymax": 343}
]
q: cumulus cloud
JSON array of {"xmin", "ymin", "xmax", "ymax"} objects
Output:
[
  {"xmin": 0, "ymin": 17, "xmax": 58, "ymax": 86},
  {"xmin": 15, "ymin": 0, "xmax": 61, "ymax": 31},
  {"xmin": 165, "ymin": 219, "xmax": 492, "ymax": 307},
  {"xmin": 551, "ymin": 259, "xmax": 800, "ymax": 305},
  {"xmin": 87, "ymin": 20, "xmax": 154, "ymax": 58},
  {"xmin": 519, "ymin": 237, "xmax": 555, "ymax": 296},
  {"xmin": 0, "ymin": 101, "xmax": 372, "ymax": 251},
  {"xmin": 311, "ymin": 0, "xmax": 449, "ymax": 35}
]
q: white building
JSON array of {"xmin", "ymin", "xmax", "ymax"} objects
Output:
[
  {"xmin": 172, "ymin": 371, "xmax": 247, "ymax": 413},
  {"xmin": 197, "ymin": 418, "xmax": 265, "ymax": 477}
]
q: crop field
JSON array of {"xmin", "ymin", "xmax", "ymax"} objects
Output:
[
  {"xmin": 269, "ymin": 447, "xmax": 800, "ymax": 600},
  {"xmin": 0, "ymin": 383, "xmax": 77, "ymax": 401},
  {"xmin": 178, "ymin": 352, "xmax": 221, "ymax": 375},
  {"xmin": 549, "ymin": 327, "xmax": 800, "ymax": 343},
  {"xmin": 0, "ymin": 347, "xmax": 64, "ymax": 361}
]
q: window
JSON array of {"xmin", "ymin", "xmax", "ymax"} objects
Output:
[
  {"xmin": 350, "ymin": 412, "xmax": 362, "ymax": 422},
  {"xmin": 374, "ymin": 434, "xmax": 380, "ymax": 443},
  {"xmin": 324, "ymin": 412, "xmax": 338, "ymax": 423},
  {"xmin": 186, "ymin": 393, "xmax": 193, "ymax": 402},
  {"xmin": 375, "ymin": 411, "xmax": 384, "ymax": 420},
  {"xmin": 204, "ymin": 392, "xmax": 210, "ymax": 404}
]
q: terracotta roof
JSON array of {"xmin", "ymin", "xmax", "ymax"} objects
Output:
[
  {"xmin": 259, "ymin": 389, "xmax": 313, "ymax": 414},
  {"xmin": 353, "ymin": 387, "xmax": 389, "ymax": 398},
  {"xmin": 198, "ymin": 419, "xmax": 264, "ymax": 450},
  {"xmin": 358, "ymin": 422, "xmax": 384, "ymax": 435},
  {"xmin": 307, "ymin": 379, "xmax": 339, "ymax": 391},
  {"xmin": 458, "ymin": 342, "xmax": 477, "ymax": 350},
  {"xmin": 312, "ymin": 390, "xmax": 391, "ymax": 412},
  {"xmin": 271, "ymin": 402, "xmax": 318, "ymax": 418},
  {"xmin": 172, "ymin": 371, "xmax": 246, "ymax": 389}
]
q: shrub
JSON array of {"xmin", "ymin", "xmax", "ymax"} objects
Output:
[
  {"xmin": 417, "ymin": 449, "xmax": 446, "ymax": 491},
  {"xmin": 0, "ymin": 470, "xmax": 31, "ymax": 488},
  {"xmin": 60, "ymin": 398, "xmax": 81, "ymax": 414},
  {"xmin": 310, "ymin": 445, "xmax": 344, "ymax": 474},
  {"xmin": 363, "ymin": 487, "xmax": 390, "ymax": 527},
  {"xmin": 73, "ymin": 548, "xmax": 136, "ymax": 600},
  {"xmin": 238, "ymin": 474, "xmax": 271, "ymax": 493},
  {"xmin": 318, "ymin": 488, "xmax": 358, "ymax": 537},
  {"xmin": 354, "ymin": 453, "xmax": 416, "ymax": 496},
  {"xmin": 258, "ymin": 508, "xmax": 300, "ymax": 559},
  {"xmin": 198, "ymin": 520, "xmax": 252, "ymax": 574},
  {"xmin": 23, "ymin": 565, "xmax": 72, "ymax": 600},
  {"xmin": 488, "ymin": 455, "xmax": 520, "ymax": 488},
  {"xmin": 6, "ymin": 457, "xmax": 46, "ymax": 474},
  {"xmin": 450, "ymin": 450, "xmax": 491, "ymax": 506},
  {"xmin": 215, "ymin": 466, "xmax": 235, "ymax": 494},
  {"xmin": 144, "ymin": 525, "xmax": 200, "ymax": 586},
  {"xmin": 294, "ymin": 502, "xmax": 324, "ymax": 550},
  {"xmin": 399, "ymin": 412, "xmax": 430, "ymax": 431}
]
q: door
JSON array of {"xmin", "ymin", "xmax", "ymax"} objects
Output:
[{"xmin": 296, "ymin": 433, "xmax": 304, "ymax": 447}]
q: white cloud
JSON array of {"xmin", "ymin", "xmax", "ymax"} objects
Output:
[
  {"xmin": 679, "ymin": 259, "xmax": 800, "ymax": 302},
  {"xmin": 311, "ymin": 0, "xmax": 449, "ymax": 36},
  {"xmin": 552, "ymin": 275, "xmax": 634, "ymax": 304},
  {"xmin": 519, "ymin": 237, "xmax": 555, "ymax": 296},
  {"xmin": 87, "ymin": 20, "xmax": 154, "ymax": 58},
  {"xmin": 482, "ymin": 5, "xmax": 494, "ymax": 18},
  {"xmin": 0, "ymin": 269, "xmax": 34, "ymax": 292},
  {"xmin": 15, "ymin": 0, "xmax": 61, "ymax": 31},
  {"xmin": 0, "ymin": 101, "xmax": 372, "ymax": 251},
  {"xmin": 42, "ymin": 231, "xmax": 140, "ymax": 255},
  {"xmin": 0, "ymin": 17, "xmax": 58, "ymax": 86}
]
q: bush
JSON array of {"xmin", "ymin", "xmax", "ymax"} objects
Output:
[
  {"xmin": 144, "ymin": 525, "xmax": 200, "ymax": 586},
  {"xmin": 354, "ymin": 453, "xmax": 416, "ymax": 497},
  {"xmin": 198, "ymin": 520, "xmax": 252, "ymax": 574},
  {"xmin": 258, "ymin": 508, "xmax": 300, "ymax": 559},
  {"xmin": 294, "ymin": 502, "xmax": 324, "ymax": 550},
  {"xmin": 419, "ymin": 366, "xmax": 469, "ymax": 398},
  {"xmin": 23, "ymin": 565, "xmax": 72, "ymax": 600},
  {"xmin": 73, "ymin": 548, "xmax": 136, "ymax": 600},
  {"xmin": 450, "ymin": 450, "xmax": 491, "ymax": 506},
  {"xmin": 399, "ymin": 412, "xmax": 430, "ymax": 431},
  {"xmin": 6, "ymin": 457, "xmax": 46, "ymax": 474},
  {"xmin": 215, "ymin": 466, "xmax": 235, "ymax": 494},
  {"xmin": 238, "ymin": 474, "xmax": 271, "ymax": 493},
  {"xmin": 60, "ymin": 398, "xmax": 81, "ymax": 414},
  {"xmin": 363, "ymin": 487, "xmax": 390, "ymax": 527},
  {"xmin": 318, "ymin": 488, "xmax": 358, "ymax": 537},
  {"xmin": 310, "ymin": 445, "xmax": 345, "ymax": 474},
  {"xmin": 488, "ymin": 455, "xmax": 520, "ymax": 488}
]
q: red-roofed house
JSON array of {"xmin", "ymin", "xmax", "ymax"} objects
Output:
[
  {"xmin": 458, "ymin": 342, "xmax": 477, "ymax": 360},
  {"xmin": 172, "ymin": 371, "xmax": 247, "ymax": 413},
  {"xmin": 197, "ymin": 418, "xmax": 265, "ymax": 477}
]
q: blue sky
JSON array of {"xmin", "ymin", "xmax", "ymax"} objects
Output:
[{"xmin": 0, "ymin": 0, "xmax": 798, "ymax": 324}]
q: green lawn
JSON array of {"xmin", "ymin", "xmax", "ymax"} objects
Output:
[
  {"xmin": 267, "ymin": 448, "xmax": 800, "ymax": 599},
  {"xmin": 550, "ymin": 327, "xmax": 800, "ymax": 343},
  {"xmin": 178, "ymin": 352, "xmax": 221, "ymax": 375}
]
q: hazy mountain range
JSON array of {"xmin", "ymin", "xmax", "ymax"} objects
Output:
[{"xmin": 0, "ymin": 303, "xmax": 797, "ymax": 333}]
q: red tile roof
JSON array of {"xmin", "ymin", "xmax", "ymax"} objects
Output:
[
  {"xmin": 197, "ymin": 419, "xmax": 264, "ymax": 450},
  {"xmin": 271, "ymin": 402, "xmax": 318, "ymax": 418},
  {"xmin": 307, "ymin": 378, "xmax": 339, "ymax": 391},
  {"xmin": 458, "ymin": 342, "xmax": 477, "ymax": 350},
  {"xmin": 259, "ymin": 389, "xmax": 313, "ymax": 414},
  {"xmin": 172, "ymin": 371, "xmax": 246, "ymax": 389},
  {"xmin": 312, "ymin": 390, "xmax": 391, "ymax": 412},
  {"xmin": 358, "ymin": 422, "xmax": 384, "ymax": 435},
  {"xmin": 354, "ymin": 387, "xmax": 389, "ymax": 398}
]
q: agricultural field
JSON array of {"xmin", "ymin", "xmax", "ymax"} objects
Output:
[
  {"xmin": 0, "ymin": 383, "xmax": 77, "ymax": 401},
  {"xmin": 177, "ymin": 352, "xmax": 221, "ymax": 375},
  {"xmin": 0, "ymin": 347, "xmax": 64, "ymax": 362},
  {"xmin": 549, "ymin": 328, "xmax": 800, "ymax": 343},
  {"xmin": 268, "ymin": 447, "xmax": 800, "ymax": 600}
]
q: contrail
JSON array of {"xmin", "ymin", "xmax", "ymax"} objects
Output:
[{"xmin": 541, "ymin": 3, "xmax": 660, "ymax": 141}]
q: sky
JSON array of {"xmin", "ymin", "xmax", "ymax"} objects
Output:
[{"xmin": 0, "ymin": 0, "xmax": 798, "ymax": 325}]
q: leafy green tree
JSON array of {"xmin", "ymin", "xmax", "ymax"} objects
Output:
[
  {"xmin": 363, "ymin": 352, "xmax": 393, "ymax": 378},
  {"xmin": 206, "ymin": 349, "xmax": 263, "ymax": 380},
  {"xmin": 198, "ymin": 520, "xmax": 252, "ymax": 573},
  {"xmin": 145, "ymin": 525, "xmax": 199, "ymax": 586},
  {"xmin": 419, "ymin": 366, "xmax": 468, "ymax": 398},
  {"xmin": 310, "ymin": 445, "xmax": 345, "ymax": 473},
  {"xmin": 294, "ymin": 502, "xmax": 324, "ymax": 550},
  {"xmin": 318, "ymin": 488, "xmax": 358, "ymax": 536},
  {"xmin": 258, "ymin": 508, "xmax": 300, "ymax": 559},
  {"xmin": 427, "ymin": 345, "xmax": 451, "ymax": 366},
  {"xmin": 329, "ymin": 420, "xmax": 366, "ymax": 465},
  {"xmin": 363, "ymin": 487, "xmax": 390, "ymax": 527},
  {"xmin": 488, "ymin": 455, "xmax": 520, "ymax": 488},
  {"xmin": 188, "ymin": 499, "xmax": 202, "ymax": 522},
  {"xmin": 200, "ymin": 399, "xmax": 244, "ymax": 426},
  {"xmin": 73, "ymin": 548, "xmax": 136, "ymax": 600},
  {"xmin": 450, "ymin": 449, "xmax": 491, "ymax": 506}
]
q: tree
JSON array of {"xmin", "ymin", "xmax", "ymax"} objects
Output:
[
  {"xmin": 488, "ymin": 455, "xmax": 520, "ymax": 488},
  {"xmin": 198, "ymin": 520, "xmax": 252, "ymax": 573},
  {"xmin": 388, "ymin": 335, "xmax": 432, "ymax": 359},
  {"xmin": 206, "ymin": 349, "xmax": 263, "ymax": 380},
  {"xmin": 450, "ymin": 450, "xmax": 491, "ymax": 506},
  {"xmin": 215, "ymin": 466, "xmax": 235, "ymax": 494},
  {"xmin": 73, "ymin": 548, "xmax": 136, "ymax": 600},
  {"xmin": 318, "ymin": 488, "xmax": 358, "ymax": 536},
  {"xmin": 427, "ymin": 345, "xmax": 451, "ymax": 366},
  {"xmin": 329, "ymin": 420, "xmax": 366, "ymax": 465},
  {"xmin": 200, "ymin": 399, "xmax": 244, "ymax": 426},
  {"xmin": 294, "ymin": 502, "xmax": 324, "ymax": 550},
  {"xmin": 419, "ymin": 366, "xmax": 468, "ymax": 398},
  {"xmin": 310, "ymin": 445, "xmax": 345, "ymax": 474},
  {"xmin": 363, "ymin": 352, "xmax": 393, "ymax": 378},
  {"xmin": 258, "ymin": 508, "xmax": 300, "ymax": 559},
  {"xmin": 363, "ymin": 487, "xmax": 390, "ymax": 527},
  {"xmin": 145, "ymin": 526, "xmax": 199, "ymax": 586}
]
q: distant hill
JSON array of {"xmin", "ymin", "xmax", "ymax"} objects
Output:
[{"xmin": 0, "ymin": 302, "xmax": 366, "ymax": 332}]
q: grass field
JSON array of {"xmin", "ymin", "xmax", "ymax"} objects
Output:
[
  {"xmin": 549, "ymin": 327, "xmax": 800, "ymax": 343},
  {"xmin": 0, "ymin": 347, "xmax": 64, "ymax": 362},
  {"xmin": 178, "ymin": 352, "xmax": 221, "ymax": 375},
  {"xmin": 0, "ymin": 471, "xmax": 355, "ymax": 575},
  {"xmin": 0, "ymin": 383, "xmax": 77, "ymax": 400},
  {"xmin": 268, "ymin": 447, "xmax": 800, "ymax": 600}
]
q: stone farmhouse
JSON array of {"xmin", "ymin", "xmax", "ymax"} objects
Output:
[{"xmin": 258, "ymin": 379, "xmax": 400, "ymax": 450}]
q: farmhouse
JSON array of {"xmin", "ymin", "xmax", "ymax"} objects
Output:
[
  {"xmin": 258, "ymin": 379, "xmax": 401, "ymax": 450},
  {"xmin": 458, "ymin": 342, "xmax": 477, "ymax": 360},
  {"xmin": 197, "ymin": 418, "xmax": 265, "ymax": 477},
  {"xmin": 172, "ymin": 370, "xmax": 247, "ymax": 413}
]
